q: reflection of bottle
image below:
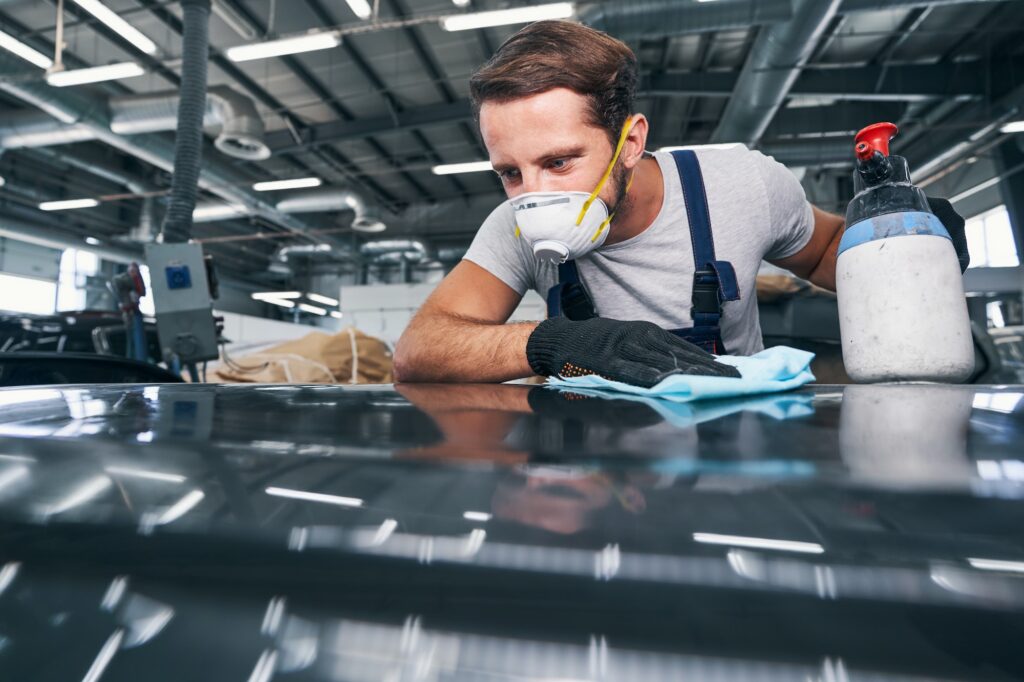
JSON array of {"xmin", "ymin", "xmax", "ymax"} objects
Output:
[
  {"xmin": 839, "ymin": 385, "xmax": 973, "ymax": 488},
  {"xmin": 837, "ymin": 122, "xmax": 973, "ymax": 383}
]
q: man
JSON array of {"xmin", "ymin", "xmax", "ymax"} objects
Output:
[{"xmin": 394, "ymin": 20, "xmax": 967, "ymax": 386}]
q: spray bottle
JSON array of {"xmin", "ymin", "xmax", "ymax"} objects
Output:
[{"xmin": 836, "ymin": 122, "xmax": 974, "ymax": 383}]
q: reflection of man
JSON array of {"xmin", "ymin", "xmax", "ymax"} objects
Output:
[{"xmin": 395, "ymin": 384, "xmax": 658, "ymax": 534}]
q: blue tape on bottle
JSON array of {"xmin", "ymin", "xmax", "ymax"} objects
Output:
[{"xmin": 838, "ymin": 211, "xmax": 950, "ymax": 257}]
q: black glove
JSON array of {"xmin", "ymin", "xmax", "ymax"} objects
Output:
[
  {"xmin": 526, "ymin": 317, "xmax": 741, "ymax": 389},
  {"xmin": 927, "ymin": 196, "xmax": 969, "ymax": 273}
]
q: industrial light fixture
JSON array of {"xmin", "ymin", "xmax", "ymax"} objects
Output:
[
  {"xmin": 306, "ymin": 293, "xmax": 339, "ymax": 307},
  {"xmin": 463, "ymin": 510, "xmax": 492, "ymax": 522},
  {"xmin": 441, "ymin": 2, "xmax": 574, "ymax": 31},
  {"xmin": 693, "ymin": 532, "xmax": 824, "ymax": 554},
  {"xmin": 0, "ymin": 176, "xmax": 5, "ymax": 187},
  {"xmin": 193, "ymin": 203, "xmax": 247, "ymax": 220},
  {"xmin": 260, "ymin": 298, "xmax": 296, "ymax": 309},
  {"xmin": 39, "ymin": 198, "xmax": 100, "ymax": 211},
  {"xmin": 85, "ymin": 237, "xmax": 102, "ymax": 245},
  {"xmin": 432, "ymin": 160, "xmax": 493, "ymax": 175},
  {"xmin": 330, "ymin": 311, "xmax": 344, "ymax": 319},
  {"xmin": 451, "ymin": 0, "xmax": 470, "ymax": 6},
  {"xmin": 298, "ymin": 303, "xmax": 327, "ymax": 316},
  {"xmin": 968, "ymin": 557, "xmax": 1024, "ymax": 574},
  {"xmin": 252, "ymin": 177, "xmax": 322, "ymax": 192},
  {"xmin": 251, "ymin": 291, "xmax": 302, "ymax": 301},
  {"xmin": 0, "ymin": 29, "xmax": 53, "ymax": 69},
  {"xmin": 46, "ymin": 61, "xmax": 146, "ymax": 87},
  {"xmin": 225, "ymin": 31, "xmax": 341, "ymax": 63},
  {"xmin": 1000, "ymin": 120, "xmax": 1024, "ymax": 134},
  {"xmin": 71, "ymin": 0, "xmax": 159, "ymax": 55},
  {"xmin": 266, "ymin": 486, "xmax": 363, "ymax": 507},
  {"xmin": 345, "ymin": 0, "xmax": 373, "ymax": 20}
]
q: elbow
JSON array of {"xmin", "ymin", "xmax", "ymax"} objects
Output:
[{"xmin": 392, "ymin": 332, "xmax": 423, "ymax": 383}]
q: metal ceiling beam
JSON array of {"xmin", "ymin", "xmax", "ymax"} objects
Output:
[
  {"xmin": 263, "ymin": 55, "xmax": 1014, "ymax": 155},
  {"xmin": 762, "ymin": 102, "xmax": 908, "ymax": 138}
]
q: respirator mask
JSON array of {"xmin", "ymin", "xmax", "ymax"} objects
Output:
[{"xmin": 510, "ymin": 118, "xmax": 635, "ymax": 264}]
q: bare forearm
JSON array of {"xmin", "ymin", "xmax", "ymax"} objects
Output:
[
  {"xmin": 394, "ymin": 311, "xmax": 538, "ymax": 383},
  {"xmin": 807, "ymin": 226, "xmax": 842, "ymax": 292}
]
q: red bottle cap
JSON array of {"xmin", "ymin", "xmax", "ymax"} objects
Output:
[{"xmin": 854, "ymin": 122, "xmax": 898, "ymax": 161}]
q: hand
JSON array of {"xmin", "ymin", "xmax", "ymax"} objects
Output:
[
  {"xmin": 927, "ymin": 196, "xmax": 969, "ymax": 273},
  {"xmin": 525, "ymin": 317, "xmax": 741, "ymax": 389}
]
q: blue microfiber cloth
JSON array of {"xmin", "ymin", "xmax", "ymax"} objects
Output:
[{"xmin": 547, "ymin": 346, "xmax": 816, "ymax": 402}]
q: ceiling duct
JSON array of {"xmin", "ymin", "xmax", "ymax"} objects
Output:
[
  {"xmin": 0, "ymin": 85, "xmax": 269, "ymax": 161},
  {"xmin": 0, "ymin": 51, "xmax": 340, "ymax": 252},
  {"xmin": 110, "ymin": 85, "xmax": 270, "ymax": 161},
  {"xmin": 360, "ymin": 239, "xmax": 431, "ymax": 264},
  {"xmin": 711, "ymin": 0, "xmax": 842, "ymax": 147},
  {"xmin": 579, "ymin": 0, "xmax": 793, "ymax": 39},
  {"xmin": 193, "ymin": 186, "xmax": 385, "ymax": 232}
]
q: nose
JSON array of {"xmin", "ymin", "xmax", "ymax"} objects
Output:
[{"xmin": 519, "ymin": 168, "xmax": 546, "ymax": 195}]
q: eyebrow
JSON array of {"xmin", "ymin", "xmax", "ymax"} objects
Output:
[{"xmin": 491, "ymin": 146, "xmax": 587, "ymax": 173}]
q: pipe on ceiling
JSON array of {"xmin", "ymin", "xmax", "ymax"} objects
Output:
[
  {"xmin": 579, "ymin": 0, "xmax": 793, "ymax": 39},
  {"xmin": 0, "ymin": 51, "xmax": 343, "ymax": 253},
  {"xmin": 0, "ymin": 85, "xmax": 269, "ymax": 161},
  {"xmin": 359, "ymin": 239, "xmax": 431, "ymax": 263},
  {"xmin": 193, "ymin": 187, "xmax": 385, "ymax": 232},
  {"xmin": 710, "ymin": 0, "xmax": 843, "ymax": 147}
]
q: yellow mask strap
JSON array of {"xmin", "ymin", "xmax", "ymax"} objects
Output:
[
  {"xmin": 589, "ymin": 169, "xmax": 635, "ymax": 242},
  {"xmin": 576, "ymin": 116, "xmax": 635, "ymax": 226}
]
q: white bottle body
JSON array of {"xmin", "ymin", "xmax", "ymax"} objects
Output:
[{"xmin": 836, "ymin": 233, "xmax": 974, "ymax": 383}]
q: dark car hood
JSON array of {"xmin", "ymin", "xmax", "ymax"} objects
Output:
[{"xmin": 0, "ymin": 382, "xmax": 1022, "ymax": 680}]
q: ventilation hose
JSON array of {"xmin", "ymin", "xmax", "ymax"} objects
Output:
[{"xmin": 161, "ymin": 0, "xmax": 211, "ymax": 243}]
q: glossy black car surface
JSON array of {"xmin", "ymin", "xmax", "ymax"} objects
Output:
[{"xmin": 0, "ymin": 381, "xmax": 1022, "ymax": 680}]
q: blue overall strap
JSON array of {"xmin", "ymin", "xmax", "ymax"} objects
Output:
[
  {"xmin": 669, "ymin": 150, "xmax": 741, "ymax": 330},
  {"xmin": 546, "ymin": 260, "xmax": 597, "ymax": 320}
]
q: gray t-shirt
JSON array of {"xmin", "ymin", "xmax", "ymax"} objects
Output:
[{"xmin": 464, "ymin": 147, "xmax": 815, "ymax": 355}]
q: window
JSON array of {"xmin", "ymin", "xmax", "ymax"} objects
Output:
[
  {"xmin": 965, "ymin": 205, "xmax": 1020, "ymax": 268},
  {"xmin": 0, "ymin": 273, "xmax": 57, "ymax": 315},
  {"xmin": 56, "ymin": 249, "xmax": 100, "ymax": 312}
]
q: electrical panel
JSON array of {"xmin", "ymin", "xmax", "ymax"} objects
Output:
[{"xmin": 145, "ymin": 242, "xmax": 219, "ymax": 364}]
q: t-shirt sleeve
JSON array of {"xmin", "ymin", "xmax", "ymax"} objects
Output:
[
  {"xmin": 749, "ymin": 149, "xmax": 816, "ymax": 261},
  {"xmin": 463, "ymin": 202, "xmax": 536, "ymax": 295}
]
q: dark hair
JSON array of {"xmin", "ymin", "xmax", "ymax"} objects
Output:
[{"xmin": 469, "ymin": 20, "xmax": 639, "ymax": 146}]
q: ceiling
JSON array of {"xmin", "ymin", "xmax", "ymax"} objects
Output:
[{"xmin": 0, "ymin": 0, "xmax": 1021, "ymax": 284}]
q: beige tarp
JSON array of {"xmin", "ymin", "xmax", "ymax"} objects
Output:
[{"xmin": 210, "ymin": 326, "xmax": 393, "ymax": 384}]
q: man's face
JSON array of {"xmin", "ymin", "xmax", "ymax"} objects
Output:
[{"xmin": 479, "ymin": 88, "xmax": 624, "ymax": 205}]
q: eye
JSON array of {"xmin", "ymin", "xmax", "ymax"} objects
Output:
[
  {"xmin": 549, "ymin": 158, "xmax": 569, "ymax": 170},
  {"xmin": 498, "ymin": 169, "xmax": 520, "ymax": 183}
]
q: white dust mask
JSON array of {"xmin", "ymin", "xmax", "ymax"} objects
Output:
[{"xmin": 510, "ymin": 117, "xmax": 636, "ymax": 264}]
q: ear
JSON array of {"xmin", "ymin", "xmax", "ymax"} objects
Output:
[{"xmin": 621, "ymin": 114, "xmax": 649, "ymax": 170}]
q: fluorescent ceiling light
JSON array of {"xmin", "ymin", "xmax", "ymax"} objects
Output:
[
  {"xmin": 0, "ymin": 176, "xmax": 5, "ymax": 187},
  {"xmin": 85, "ymin": 236, "xmax": 101, "ymax": 245},
  {"xmin": 330, "ymin": 311, "xmax": 344, "ymax": 319},
  {"xmin": 225, "ymin": 31, "xmax": 341, "ymax": 62},
  {"xmin": 193, "ymin": 203, "xmax": 247, "ymax": 220},
  {"xmin": 463, "ymin": 510, "xmax": 492, "ymax": 522},
  {"xmin": 72, "ymin": 0, "xmax": 158, "ymax": 55},
  {"xmin": 46, "ymin": 61, "xmax": 145, "ymax": 87},
  {"xmin": 693, "ymin": 532, "xmax": 824, "ymax": 554},
  {"xmin": 266, "ymin": 486, "xmax": 363, "ymax": 508},
  {"xmin": 105, "ymin": 466, "xmax": 186, "ymax": 484},
  {"xmin": 251, "ymin": 291, "xmax": 303, "ymax": 300},
  {"xmin": 306, "ymin": 293, "xmax": 338, "ymax": 307},
  {"xmin": 39, "ymin": 198, "xmax": 100, "ymax": 211},
  {"xmin": 345, "ymin": 0, "xmax": 373, "ymax": 19},
  {"xmin": 1000, "ymin": 120, "xmax": 1024, "ymax": 134},
  {"xmin": 433, "ymin": 160, "xmax": 493, "ymax": 175},
  {"xmin": 262, "ymin": 298, "xmax": 296, "ymax": 309},
  {"xmin": 968, "ymin": 557, "xmax": 1024, "ymax": 574},
  {"xmin": 252, "ymin": 177, "xmax": 322, "ymax": 192},
  {"xmin": 155, "ymin": 489, "xmax": 205, "ymax": 525},
  {"xmin": 452, "ymin": 0, "xmax": 470, "ymax": 6},
  {"xmin": 298, "ymin": 303, "xmax": 326, "ymax": 316},
  {"xmin": 441, "ymin": 2, "xmax": 574, "ymax": 31},
  {"xmin": 0, "ymin": 30, "xmax": 53, "ymax": 69}
]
